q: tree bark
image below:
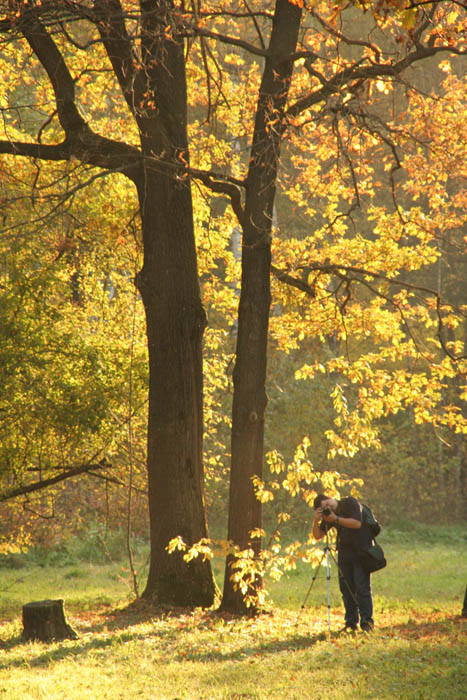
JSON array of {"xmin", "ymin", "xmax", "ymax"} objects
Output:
[
  {"xmin": 136, "ymin": 166, "xmax": 215, "ymax": 606},
  {"xmin": 221, "ymin": 0, "xmax": 302, "ymax": 614}
]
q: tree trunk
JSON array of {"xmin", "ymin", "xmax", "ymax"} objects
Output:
[
  {"xmin": 137, "ymin": 168, "xmax": 215, "ymax": 606},
  {"xmin": 135, "ymin": 9, "xmax": 215, "ymax": 606},
  {"xmin": 221, "ymin": 0, "xmax": 302, "ymax": 614},
  {"xmin": 22, "ymin": 600, "xmax": 77, "ymax": 642},
  {"xmin": 457, "ymin": 322, "xmax": 467, "ymax": 521}
]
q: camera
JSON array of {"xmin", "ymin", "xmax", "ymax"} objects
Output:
[{"xmin": 322, "ymin": 507, "xmax": 332, "ymax": 516}]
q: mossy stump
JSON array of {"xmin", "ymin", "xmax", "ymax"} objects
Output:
[{"xmin": 22, "ymin": 599, "xmax": 77, "ymax": 642}]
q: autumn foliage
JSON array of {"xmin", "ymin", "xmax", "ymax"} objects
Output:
[{"xmin": 0, "ymin": 0, "xmax": 465, "ymax": 608}]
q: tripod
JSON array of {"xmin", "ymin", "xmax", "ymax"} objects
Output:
[{"xmin": 298, "ymin": 529, "xmax": 359, "ymax": 634}]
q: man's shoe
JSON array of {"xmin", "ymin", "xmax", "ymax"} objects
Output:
[
  {"xmin": 361, "ymin": 622, "xmax": 374, "ymax": 632},
  {"xmin": 338, "ymin": 625, "xmax": 357, "ymax": 634}
]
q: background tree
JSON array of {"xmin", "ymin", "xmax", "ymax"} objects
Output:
[{"xmin": 0, "ymin": 155, "xmax": 150, "ymax": 555}]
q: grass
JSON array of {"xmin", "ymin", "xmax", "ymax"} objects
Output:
[{"xmin": 0, "ymin": 525, "xmax": 466, "ymax": 700}]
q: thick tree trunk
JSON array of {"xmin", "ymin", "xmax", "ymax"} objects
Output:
[
  {"xmin": 137, "ymin": 167, "xmax": 215, "ymax": 607},
  {"xmin": 135, "ymin": 3, "xmax": 215, "ymax": 607},
  {"xmin": 457, "ymin": 323, "xmax": 467, "ymax": 521},
  {"xmin": 221, "ymin": 0, "xmax": 302, "ymax": 614}
]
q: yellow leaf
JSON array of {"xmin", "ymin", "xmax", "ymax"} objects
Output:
[{"xmin": 400, "ymin": 9, "xmax": 417, "ymax": 29}]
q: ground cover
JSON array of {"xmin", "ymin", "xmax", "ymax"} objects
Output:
[{"xmin": 0, "ymin": 526, "xmax": 465, "ymax": 700}]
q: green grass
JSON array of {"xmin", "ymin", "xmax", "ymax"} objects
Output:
[{"xmin": 0, "ymin": 526, "xmax": 466, "ymax": 700}]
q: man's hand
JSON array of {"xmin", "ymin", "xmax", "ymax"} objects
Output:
[
  {"xmin": 312, "ymin": 508, "xmax": 326, "ymax": 540},
  {"xmin": 322, "ymin": 510, "xmax": 337, "ymax": 524}
]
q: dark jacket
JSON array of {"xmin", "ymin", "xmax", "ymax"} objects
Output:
[{"xmin": 320, "ymin": 496, "xmax": 373, "ymax": 564}]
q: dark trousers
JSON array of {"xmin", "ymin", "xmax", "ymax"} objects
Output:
[{"xmin": 338, "ymin": 559, "xmax": 374, "ymax": 629}]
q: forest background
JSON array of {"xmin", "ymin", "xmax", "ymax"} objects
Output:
[{"xmin": 0, "ymin": 0, "xmax": 466, "ymax": 611}]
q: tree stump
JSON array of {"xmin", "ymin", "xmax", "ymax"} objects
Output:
[{"xmin": 22, "ymin": 599, "xmax": 77, "ymax": 642}]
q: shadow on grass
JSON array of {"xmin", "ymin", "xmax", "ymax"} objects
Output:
[
  {"xmin": 379, "ymin": 613, "xmax": 465, "ymax": 640},
  {"xmin": 0, "ymin": 629, "xmax": 326, "ymax": 672},
  {"xmin": 0, "ymin": 632, "xmax": 119, "ymax": 668},
  {"xmin": 0, "ymin": 601, "xmax": 326, "ymax": 670},
  {"xmin": 0, "ymin": 600, "xmax": 464, "ymax": 672}
]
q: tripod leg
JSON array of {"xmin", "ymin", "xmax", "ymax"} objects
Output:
[{"xmin": 296, "ymin": 550, "xmax": 327, "ymax": 625}]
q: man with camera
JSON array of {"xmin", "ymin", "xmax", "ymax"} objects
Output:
[{"xmin": 312, "ymin": 494, "xmax": 374, "ymax": 632}]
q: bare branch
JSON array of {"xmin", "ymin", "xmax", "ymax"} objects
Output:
[
  {"xmin": 243, "ymin": 0, "xmax": 267, "ymax": 51},
  {"xmin": 190, "ymin": 27, "xmax": 269, "ymax": 58},
  {"xmin": 405, "ymin": 0, "xmax": 467, "ymax": 7},
  {"xmin": 18, "ymin": 10, "xmax": 88, "ymax": 135},
  {"xmin": 0, "ymin": 139, "xmax": 72, "ymax": 161},
  {"xmin": 331, "ymin": 114, "xmax": 361, "ymax": 209},
  {"xmin": 197, "ymin": 9, "xmax": 273, "ymax": 21},
  {"xmin": 307, "ymin": 8, "xmax": 382, "ymax": 63},
  {"xmin": 0, "ymin": 135, "xmax": 141, "ymax": 180},
  {"xmin": 89, "ymin": 470, "xmax": 148, "ymax": 495}
]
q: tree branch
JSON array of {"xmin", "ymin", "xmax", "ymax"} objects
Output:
[
  {"xmin": 287, "ymin": 43, "xmax": 466, "ymax": 118},
  {"xmin": 0, "ymin": 135, "xmax": 142, "ymax": 179},
  {"xmin": 0, "ymin": 461, "xmax": 113, "ymax": 503},
  {"xmin": 271, "ymin": 264, "xmax": 316, "ymax": 297},
  {"xmin": 191, "ymin": 169, "xmax": 245, "ymax": 226},
  {"xmin": 405, "ymin": 0, "xmax": 467, "ymax": 7},
  {"xmin": 307, "ymin": 8, "xmax": 382, "ymax": 62},
  {"xmin": 0, "ymin": 139, "xmax": 71, "ymax": 161},
  {"xmin": 1, "ymin": 5, "xmax": 143, "ymax": 179},
  {"xmin": 187, "ymin": 27, "xmax": 270, "ymax": 58},
  {"xmin": 139, "ymin": 150, "xmax": 246, "ymax": 223},
  {"xmin": 93, "ymin": 0, "xmax": 145, "ymax": 118},
  {"xmin": 88, "ymin": 471, "xmax": 148, "ymax": 496},
  {"xmin": 18, "ymin": 9, "xmax": 88, "ymax": 135},
  {"xmin": 272, "ymin": 262, "xmax": 466, "ymax": 361}
]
